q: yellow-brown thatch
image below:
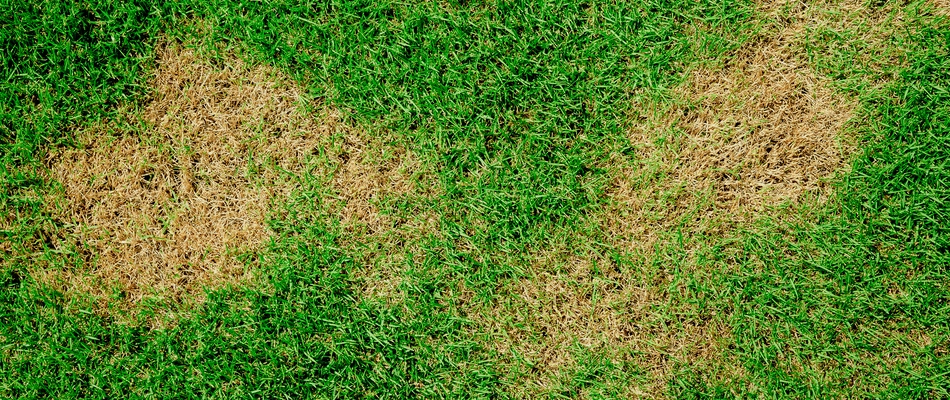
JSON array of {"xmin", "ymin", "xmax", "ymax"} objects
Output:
[
  {"xmin": 43, "ymin": 41, "xmax": 340, "ymax": 307},
  {"xmin": 606, "ymin": 2, "xmax": 859, "ymax": 254}
]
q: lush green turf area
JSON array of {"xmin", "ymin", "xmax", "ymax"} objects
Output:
[{"xmin": 2, "ymin": 0, "xmax": 949, "ymax": 398}]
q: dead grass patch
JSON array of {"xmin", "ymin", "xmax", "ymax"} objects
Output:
[
  {"xmin": 331, "ymin": 130, "xmax": 433, "ymax": 231},
  {"xmin": 607, "ymin": 1, "xmax": 862, "ymax": 256},
  {"xmin": 36, "ymin": 38, "xmax": 434, "ymax": 311},
  {"xmin": 40, "ymin": 41, "xmax": 345, "ymax": 308},
  {"xmin": 933, "ymin": 0, "xmax": 949, "ymax": 16},
  {"xmin": 481, "ymin": 0, "xmax": 919, "ymax": 395},
  {"xmin": 476, "ymin": 247, "xmax": 738, "ymax": 398},
  {"xmin": 602, "ymin": 2, "xmax": 862, "ymax": 390}
]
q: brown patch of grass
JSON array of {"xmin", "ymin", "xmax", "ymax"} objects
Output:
[
  {"xmin": 481, "ymin": 0, "xmax": 916, "ymax": 395},
  {"xmin": 600, "ymin": 3, "xmax": 862, "ymax": 389},
  {"xmin": 582, "ymin": 0, "xmax": 927, "ymax": 391},
  {"xmin": 932, "ymin": 0, "xmax": 949, "ymax": 16},
  {"xmin": 476, "ymin": 246, "xmax": 738, "ymax": 398},
  {"xmin": 331, "ymin": 129, "xmax": 431, "ymax": 231},
  {"xmin": 607, "ymin": 1, "xmax": 860, "ymax": 256},
  {"xmin": 41, "ymin": 41, "xmax": 343, "ymax": 307}
]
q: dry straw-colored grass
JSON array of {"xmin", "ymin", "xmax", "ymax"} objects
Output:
[
  {"xmin": 483, "ymin": 0, "xmax": 921, "ymax": 396},
  {"xmin": 936, "ymin": 0, "xmax": 950, "ymax": 16},
  {"xmin": 607, "ymin": 1, "xmax": 861, "ymax": 254},
  {"xmin": 328, "ymin": 130, "xmax": 440, "ymax": 305},
  {"xmin": 332, "ymin": 132, "xmax": 430, "ymax": 231},
  {"xmin": 39, "ymin": 39, "xmax": 430, "ymax": 310},
  {"xmin": 42, "ymin": 41, "xmax": 347, "ymax": 307},
  {"xmin": 481, "ymin": 248, "xmax": 737, "ymax": 398},
  {"xmin": 601, "ymin": 1, "xmax": 860, "ymax": 391}
]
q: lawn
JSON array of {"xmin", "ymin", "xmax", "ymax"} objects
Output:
[{"xmin": 1, "ymin": 0, "xmax": 949, "ymax": 398}]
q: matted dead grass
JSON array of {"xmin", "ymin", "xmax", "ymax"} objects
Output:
[{"xmin": 40, "ymin": 41, "xmax": 351, "ymax": 307}]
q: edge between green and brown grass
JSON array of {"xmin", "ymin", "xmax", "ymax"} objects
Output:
[{"xmin": 2, "ymin": 0, "xmax": 949, "ymax": 398}]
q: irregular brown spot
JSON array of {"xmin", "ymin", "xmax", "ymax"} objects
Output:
[
  {"xmin": 677, "ymin": 34, "xmax": 852, "ymax": 210},
  {"xmin": 36, "ymin": 38, "xmax": 436, "ymax": 311},
  {"xmin": 486, "ymin": 0, "xmax": 918, "ymax": 395},
  {"xmin": 608, "ymin": 2, "xmax": 859, "ymax": 255},
  {"xmin": 42, "ymin": 41, "xmax": 344, "ymax": 307},
  {"xmin": 600, "ymin": 6, "xmax": 859, "ymax": 392},
  {"xmin": 331, "ymin": 128, "xmax": 428, "ymax": 231},
  {"xmin": 476, "ymin": 248, "xmax": 737, "ymax": 398}
]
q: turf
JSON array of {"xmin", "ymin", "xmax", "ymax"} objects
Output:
[{"xmin": 2, "ymin": 0, "xmax": 949, "ymax": 398}]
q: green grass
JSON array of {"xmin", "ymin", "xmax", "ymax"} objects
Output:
[{"xmin": 2, "ymin": 0, "xmax": 950, "ymax": 398}]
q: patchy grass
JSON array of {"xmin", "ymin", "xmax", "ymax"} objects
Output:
[
  {"xmin": 483, "ymin": 1, "xmax": 860, "ymax": 394},
  {"xmin": 326, "ymin": 119, "xmax": 441, "ymax": 306},
  {"xmin": 2, "ymin": 0, "xmax": 950, "ymax": 398},
  {"xmin": 38, "ymin": 40, "xmax": 336, "ymax": 308},
  {"xmin": 669, "ymin": 1, "xmax": 950, "ymax": 397}
]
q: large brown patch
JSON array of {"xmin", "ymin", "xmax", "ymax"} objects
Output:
[
  {"xmin": 481, "ymin": 1, "xmax": 908, "ymax": 396},
  {"xmin": 42, "ymin": 42, "xmax": 342, "ymax": 306},
  {"xmin": 40, "ymin": 40, "xmax": 432, "ymax": 310},
  {"xmin": 607, "ymin": 2, "xmax": 861, "ymax": 254}
]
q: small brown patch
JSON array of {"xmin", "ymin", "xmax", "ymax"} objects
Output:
[
  {"xmin": 42, "ymin": 41, "xmax": 345, "ymax": 307},
  {"xmin": 331, "ymin": 128, "xmax": 429, "ymax": 231},
  {"xmin": 677, "ymin": 33, "xmax": 853, "ymax": 210},
  {"xmin": 478, "ymin": 248, "xmax": 737, "ymax": 398},
  {"xmin": 933, "ymin": 0, "xmax": 949, "ymax": 16}
]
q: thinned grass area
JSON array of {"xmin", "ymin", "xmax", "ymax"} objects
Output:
[
  {"xmin": 38, "ymin": 41, "xmax": 329, "ymax": 308},
  {"xmin": 2, "ymin": 0, "xmax": 950, "ymax": 398},
  {"xmin": 669, "ymin": 1, "xmax": 950, "ymax": 396},
  {"xmin": 476, "ymin": 2, "xmax": 863, "ymax": 395},
  {"xmin": 609, "ymin": 11, "xmax": 857, "ymax": 254}
]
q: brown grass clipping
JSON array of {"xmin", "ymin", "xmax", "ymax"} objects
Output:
[{"xmin": 41, "ymin": 41, "xmax": 344, "ymax": 307}]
